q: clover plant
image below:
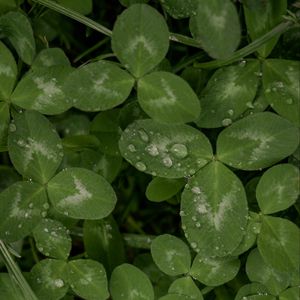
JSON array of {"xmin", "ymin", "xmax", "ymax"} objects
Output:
[{"xmin": 0, "ymin": 0, "xmax": 299, "ymax": 299}]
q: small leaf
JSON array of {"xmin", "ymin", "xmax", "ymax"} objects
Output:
[
  {"xmin": 47, "ymin": 168, "xmax": 117, "ymax": 219},
  {"xmin": 33, "ymin": 218, "xmax": 72, "ymax": 260},
  {"xmin": 0, "ymin": 102, "xmax": 9, "ymax": 151},
  {"xmin": 160, "ymin": 0, "xmax": 198, "ymax": 19},
  {"xmin": 11, "ymin": 65, "xmax": 73, "ymax": 115},
  {"xmin": 190, "ymin": 254, "xmax": 240, "ymax": 286},
  {"xmin": 138, "ymin": 71, "xmax": 201, "ymax": 124},
  {"xmin": 0, "ymin": 41, "xmax": 17, "ymax": 100},
  {"xmin": 8, "ymin": 110, "xmax": 63, "ymax": 184},
  {"xmin": 32, "ymin": 48, "xmax": 71, "ymax": 69},
  {"xmin": 256, "ymin": 164, "xmax": 299, "ymax": 214},
  {"xmin": 189, "ymin": 0, "xmax": 240, "ymax": 59},
  {"xmin": 243, "ymin": 0, "xmax": 287, "ymax": 57},
  {"xmin": 68, "ymin": 259, "xmax": 109, "ymax": 300},
  {"xmin": 119, "ymin": 119, "xmax": 213, "ymax": 178},
  {"xmin": 279, "ymin": 287, "xmax": 300, "ymax": 300},
  {"xmin": 263, "ymin": 59, "xmax": 300, "ymax": 126},
  {"xmin": 151, "ymin": 234, "xmax": 191, "ymax": 276},
  {"xmin": 146, "ymin": 177, "xmax": 185, "ymax": 202},
  {"xmin": 217, "ymin": 112, "xmax": 299, "ymax": 170},
  {"xmin": 29, "ymin": 259, "xmax": 68, "ymax": 300},
  {"xmin": 168, "ymin": 277, "xmax": 203, "ymax": 299},
  {"xmin": 110, "ymin": 263, "xmax": 154, "ymax": 300},
  {"xmin": 83, "ymin": 216, "xmax": 126, "ymax": 275},
  {"xmin": 246, "ymin": 248, "xmax": 289, "ymax": 295},
  {"xmin": 181, "ymin": 161, "xmax": 248, "ymax": 257},
  {"xmin": 112, "ymin": 4, "xmax": 169, "ymax": 77},
  {"xmin": 63, "ymin": 61, "xmax": 134, "ymax": 112},
  {"xmin": 196, "ymin": 60, "xmax": 260, "ymax": 128},
  {"xmin": 257, "ymin": 216, "xmax": 300, "ymax": 273},
  {"xmin": 0, "ymin": 181, "xmax": 48, "ymax": 242},
  {"xmin": 0, "ymin": 11, "xmax": 36, "ymax": 64}
]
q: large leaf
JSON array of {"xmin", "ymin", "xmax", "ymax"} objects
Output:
[
  {"xmin": 63, "ymin": 61, "xmax": 134, "ymax": 112},
  {"xmin": 68, "ymin": 259, "xmax": 109, "ymax": 300},
  {"xmin": 217, "ymin": 112, "xmax": 299, "ymax": 170},
  {"xmin": 257, "ymin": 216, "xmax": 300, "ymax": 273},
  {"xmin": 33, "ymin": 218, "xmax": 72, "ymax": 260},
  {"xmin": 119, "ymin": 119, "xmax": 213, "ymax": 178},
  {"xmin": 168, "ymin": 277, "xmax": 203, "ymax": 299},
  {"xmin": 190, "ymin": 254, "xmax": 240, "ymax": 286},
  {"xmin": 196, "ymin": 60, "xmax": 260, "ymax": 128},
  {"xmin": 29, "ymin": 259, "xmax": 69, "ymax": 300},
  {"xmin": 243, "ymin": 0, "xmax": 287, "ymax": 57},
  {"xmin": 256, "ymin": 164, "xmax": 299, "ymax": 214},
  {"xmin": 180, "ymin": 161, "xmax": 248, "ymax": 257},
  {"xmin": 8, "ymin": 110, "xmax": 63, "ymax": 184},
  {"xmin": 246, "ymin": 248, "xmax": 289, "ymax": 295},
  {"xmin": 11, "ymin": 66, "xmax": 73, "ymax": 115},
  {"xmin": 189, "ymin": 0, "xmax": 240, "ymax": 59},
  {"xmin": 0, "ymin": 102, "xmax": 9, "ymax": 151},
  {"xmin": 138, "ymin": 71, "xmax": 201, "ymax": 124},
  {"xmin": 263, "ymin": 59, "xmax": 300, "ymax": 126},
  {"xmin": 112, "ymin": 4, "xmax": 169, "ymax": 77},
  {"xmin": 47, "ymin": 168, "xmax": 117, "ymax": 219},
  {"xmin": 0, "ymin": 181, "xmax": 48, "ymax": 242},
  {"xmin": 110, "ymin": 263, "xmax": 154, "ymax": 300},
  {"xmin": 0, "ymin": 11, "xmax": 35, "ymax": 64},
  {"xmin": 150, "ymin": 234, "xmax": 191, "ymax": 276},
  {"xmin": 0, "ymin": 41, "xmax": 17, "ymax": 100},
  {"xmin": 160, "ymin": 0, "xmax": 198, "ymax": 19},
  {"xmin": 83, "ymin": 216, "xmax": 125, "ymax": 275}
]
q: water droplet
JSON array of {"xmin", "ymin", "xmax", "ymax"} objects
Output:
[
  {"xmin": 145, "ymin": 144, "xmax": 159, "ymax": 156},
  {"xmin": 222, "ymin": 118, "xmax": 232, "ymax": 126},
  {"xmin": 24, "ymin": 212, "xmax": 29, "ymax": 218},
  {"xmin": 128, "ymin": 144, "xmax": 136, "ymax": 152},
  {"xmin": 18, "ymin": 224, "xmax": 22, "ymax": 228},
  {"xmin": 41, "ymin": 211, "xmax": 47, "ymax": 217},
  {"xmin": 265, "ymin": 88, "xmax": 271, "ymax": 94},
  {"xmin": 191, "ymin": 187, "xmax": 201, "ymax": 194},
  {"xmin": 239, "ymin": 60, "xmax": 246, "ymax": 67},
  {"xmin": 227, "ymin": 109, "xmax": 234, "ymax": 116},
  {"xmin": 170, "ymin": 144, "xmax": 188, "ymax": 159},
  {"xmin": 138, "ymin": 129, "xmax": 149, "ymax": 142},
  {"xmin": 192, "ymin": 216, "xmax": 197, "ymax": 221},
  {"xmin": 246, "ymin": 101, "xmax": 254, "ymax": 108},
  {"xmin": 191, "ymin": 242, "xmax": 197, "ymax": 249},
  {"xmin": 44, "ymin": 228, "xmax": 49, "ymax": 233},
  {"xmin": 136, "ymin": 161, "xmax": 147, "ymax": 171},
  {"xmin": 29, "ymin": 203, "xmax": 34, "ymax": 209},
  {"xmin": 9, "ymin": 123, "xmax": 16, "ymax": 132},
  {"xmin": 182, "ymin": 225, "xmax": 186, "ymax": 230},
  {"xmin": 196, "ymin": 222, "xmax": 201, "ymax": 228},
  {"xmin": 179, "ymin": 210, "xmax": 185, "ymax": 217},
  {"xmin": 254, "ymin": 71, "xmax": 263, "ymax": 77},
  {"xmin": 162, "ymin": 156, "xmax": 173, "ymax": 168},
  {"xmin": 43, "ymin": 203, "xmax": 50, "ymax": 210},
  {"xmin": 286, "ymin": 98, "xmax": 293, "ymax": 104}
]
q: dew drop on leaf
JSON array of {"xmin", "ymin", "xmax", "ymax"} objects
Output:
[
  {"xmin": 145, "ymin": 144, "xmax": 159, "ymax": 156},
  {"xmin": 128, "ymin": 144, "xmax": 136, "ymax": 152},
  {"xmin": 136, "ymin": 161, "xmax": 147, "ymax": 171},
  {"xmin": 162, "ymin": 156, "xmax": 173, "ymax": 168},
  {"xmin": 138, "ymin": 129, "xmax": 149, "ymax": 142},
  {"xmin": 9, "ymin": 123, "xmax": 16, "ymax": 132},
  {"xmin": 222, "ymin": 118, "xmax": 232, "ymax": 126},
  {"xmin": 170, "ymin": 143, "xmax": 188, "ymax": 159}
]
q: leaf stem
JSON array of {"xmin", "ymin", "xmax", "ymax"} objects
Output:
[
  {"xmin": 123, "ymin": 233, "xmax": 155, "ymax": 249},
  {"xmin": 0, "ymin": 240, "xmax": 38, "ymax": 300},
  {"xmin": 194, "ymin": 20, "xmax": 294, "ymax": 69}
]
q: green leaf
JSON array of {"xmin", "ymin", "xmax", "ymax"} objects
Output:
[
  {"xmin": 32, "ymin": 48, "xmax": 71, "ymax": 69},
  {"xmin": 47, "ymin": 167, "xmax": 117, "ymax": 219},
  {"xmin": 112, "ymin": 4, "xmax": 169, "ymax": 78},
  {"xmin": 57, "ymin": 0, "xmax": 93, "ymax": 15},
  {"xmin": 263, "ymin": 59, "xmax": 300, "ymax": 126},
  {"xmin": 279, "ymin": 287, "xmax": 300, "ymax": 300},
  {"xmin": 110, "ymin": 263, "xmax": 155, "ymax": 300},
  {"xmin": 119, "ymin": 119, "xmax": 213, "ymax": 178},
  {"xmin": 0, "ymin": 0, "xmax": 17, "ymax": 14},
  {"xmin": 196, "ymin": 60, "xmax": 260, "ymax": 128},
  {"xmin": 11, "ymin": 65, "xmax": 73, "ymax": 115},
  {"xmin": 235, "ymin": 283, "xmax": 274, "ymax": 300},
  {"xmin": 146, "ymin": 177, "xmax": 185, "ymax": 202},
  {"xmin": 257, "ymin": 216, "xmax": 300, "ymax": 273},
  {"xmin": 189, "ymin": 0, "xmax": 240, "ymax": 59},
  {"xmin": 0, "ymin": 273, "xmax": 24, "ymax": 299},
  {"xmin": 33, "ymin": 218, "xmax": 72, "ymax": 260},
  {"xmin": 256, "ymin": 164, "xmax": 299, "ymax": 214},
  {"xmin": 150, "ymin": 234, "xmax": 191, "ymax": 276},
  {"xmin": 160, "ymin": 0, "xmax": 198, "ymax": 19},
  {"xmin": 68, "ymin": 259, "xmax": 109, "ymax": 300},
  {"xmin": 190, "ymin": 254, "xmax": 240, "ymax": 286},
  {"xmin": 119, "ymin": 0, "xmax": 149, "ymax": 7},
  {"xmin": 0, "ymin": 102, "xmax": 9, "ymax": 151},
  {"xmin": 0, "ymin": 41, "xmax": 17, "ymax": 101},
  {"xmin": 83, "ymin": 216, "xmax": 126, "ymax": 275},
  {"xmin": 63, "ymin": 61, "xmax": 134, "ymax": 112},
  {"xmin": 138, "ymin": 71, "xmax": 201, "ymax": 124},
  {"xmin": 180, "ymin": 161, "xmax": 248, "ymax": 257},
  {"xmin": 0, "ymin": 11, "xmax": 35, "ymax": 64},
  {"xmin": 29, "ymin": 259, "xmax": 69, "ymax": 300},
  {"xmin": 246, "ymin": 248, "xmax": 289, "ymax": 295},
  {"xmin": 243, "ymin": 0, "xmax": 287, "ymax": 57},
  {"xmin": 217, "ymin": 112, "xmax": 299, "ymax": 170},
  {"xmin": 168, "ymin": 277, "xmax": 203, "ymax": 299},
  {"xmin": 8, "ymin": 110, "xmax": 63, "ymax": 184},
  {"xmin": 0, "ymin": 181, "xmax": 48, "ymax": 242}
]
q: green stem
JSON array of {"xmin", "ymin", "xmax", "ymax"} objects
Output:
[
  {"xmin": 194, "ymin": 20, "xmax": 294, "ymax": 69},
  {"xmin": 173, "ymin": 51, "xmax": 207, "ymax": 73},
  {"xmin": 169, "ymin": 32, "xmax": 202, "ymax": 48},
  {"xmin": 29, "ymin": 236, "xmax": 39, "ymax": 264},
  {"xmin": 200, "ymin": 286, "xmax": 215, "ymax": 295},
  {"xmin": 0, "ymin": 240, "xmax": 38, "ymax": 300},
  {"xmin": 123, "ymin": 233, "xmax": 155, "ymax": 249}
]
